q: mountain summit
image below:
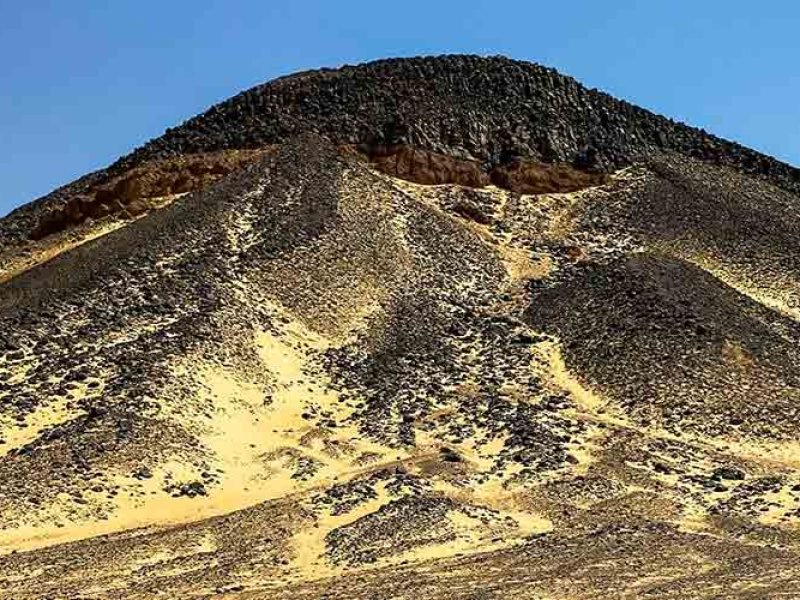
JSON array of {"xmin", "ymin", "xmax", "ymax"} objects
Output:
[{"xmin": 2, "ymin": 55, "xmax": 800, "ymax": 599}]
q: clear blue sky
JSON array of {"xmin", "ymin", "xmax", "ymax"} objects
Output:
[{"xmin": 2, "ymin": 0, "xmax": 799, "ymax": 216}]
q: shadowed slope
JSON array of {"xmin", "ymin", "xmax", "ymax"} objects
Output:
[{"xmin": 526, "ymin": 253, "xmax": 800, "ymax": 438}]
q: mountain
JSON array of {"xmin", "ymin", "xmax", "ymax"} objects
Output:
[{"xmin": 1, "ymin": 55, "xmax": 800, "ymax": 599}]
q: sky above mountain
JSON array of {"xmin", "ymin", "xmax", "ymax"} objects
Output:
[{"xmin": 1, "ymin": 0, "xmax": 798, "ymax": 215}]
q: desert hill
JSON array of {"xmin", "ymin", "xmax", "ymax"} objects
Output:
[{"xmin": 1, "ymin": 55, "xmax": 800, "ymax": 599}]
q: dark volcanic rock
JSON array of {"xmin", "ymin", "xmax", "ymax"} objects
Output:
[
  {"xmin": 118, "ymin": 56, "xmax": 798, "ymax": 191},
  {"xmin": 3, "ymin": 55, "xmax": 799, "ymax": 251}
]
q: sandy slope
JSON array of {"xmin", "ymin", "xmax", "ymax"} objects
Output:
[{"xmin": 1, "ymin": 139, "xmax": 800, "ymax": 599}]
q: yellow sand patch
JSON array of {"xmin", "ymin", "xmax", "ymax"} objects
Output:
[
  {"xmin": 500, "ymin": 244, "xmax": 552, "ymax": 283},
  {"xmin": 758, "ymin": 485, "xmax": 799, "ymax": 526},
  {"xmin": 390, "ymin": 502, "xmax": 549, "ymax": 568},
  {"xmin": 565, "ymin": 427, "xmax": 602, "ymax": 476},
  {"xmin": 0, "ymin": 397, "xmax": 80, "ymax": 455},
  {"xmin": 0, "ymin": 481, "xmax": 224, "ymax": 555},
  {"xmin": 394, "ymin": 510, "xmax": 485, "ymax": 564},
  {"xmin": 682, "ymin": 506, "xmax": 722, "ymax": 536},
  {"xmin": 289, "ymin": 481, "xmax": 394, "ymax": 579},
  {"xmin": 1, "ymin": 358, "xmax": 37, "ymax": 386},
  {"xmin": 531, "ymin": 339, "xmax": 605, "ymax": 412},
  {"xmin": 725, "ymin": 440, "xmax": 800, "ymax": 471},
  {"xmin": 466, "ymin": 434, "xmax": 508, "ymax": 472},
  {"xmin": 452, "ymin": 476, "xmax": 552, "ymax": 537},
  {"xmin": 0, "ymin": 376, "xmax": 100, "ymax": 456},
  {"xmin": 181, "ymin": 327, "xmax": 346, "ymax": 503}
]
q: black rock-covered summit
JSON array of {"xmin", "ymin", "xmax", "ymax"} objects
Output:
[
  {"xmin": 5, "ymin": 55, "xmax": 798, "ymax": 251},
  {"xmin": 120, "ymin": 55, "xmax": 797, "ymax": 189}
]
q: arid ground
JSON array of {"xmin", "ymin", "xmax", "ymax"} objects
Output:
[{"xmin": 2, "ymin": 56, "xmax": 800, "ymax": 599}]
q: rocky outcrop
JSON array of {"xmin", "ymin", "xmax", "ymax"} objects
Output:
[
  {"xmin": 29, "ymin": 149, "xmax": 267, "ymax": 240},
  {"xmin": 357, "ymin": 144, "xmax": 489, "ymax": 188},
  {"xmin": 358, "ymin": 144, "xmax": 607, "ymax": 194},
  {"xmin": 116, "ymin": 55, "xmax": 799, "ymax": 193},
  {"xmin": 489, "ymin": 157, "xmax": 608, "ymax": 194}
]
